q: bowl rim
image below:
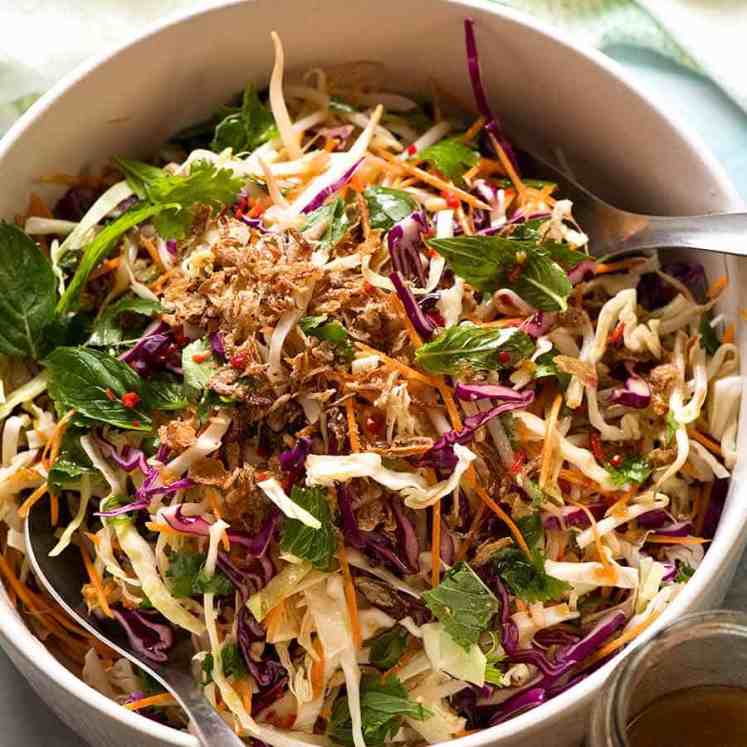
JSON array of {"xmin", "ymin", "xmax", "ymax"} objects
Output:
[{"xmin": 0, "ymin": 0, "xmax": 743, "ymax": 745}]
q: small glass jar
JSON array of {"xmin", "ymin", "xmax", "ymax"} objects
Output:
[{"xmin": 587, "ymin": 609, "xmax": 747, "ymax": 747}]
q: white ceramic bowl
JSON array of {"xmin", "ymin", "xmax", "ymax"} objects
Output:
[{"xmin": 0, "ymin": 1, "xmax": 744, "ymax": 746}]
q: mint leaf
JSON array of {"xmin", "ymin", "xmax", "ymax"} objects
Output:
[
  {"xmin": 300, "ymin": 315, "xmax": 353, "ymax": 361},
  {"xmin": 417, "ymin": 136, "xmax": 479, "ymax": 185},
  {"xmin": 427, "ymin": 235, "xmax": 573, "ymax": 310},
  {"xmin": 301, "ymin": 198, "xmax": 351, "ymax": 255},
  {"xmin": 0, "ymin": 223, "xmax": 56, "ymax": 359},
  {"xmin": 675, "ymin": 563, "xmax": 695, "ymax": 583},
  {"xmin": 89, "ymin": 297, "xmax": 162, "ymax": 346},
  {"xmin": 182, "ymin": 339, "xmax": 219, "ymax": 394},
  {"xmin": 279, "ymin": 485, "xmax": 336, "ymax": 570},
  {"xmin": 115, "ymin": 158, "xmax": 243, "ymax": 239},
  {"xmin": 143, "ymin": 376, "xmax": 188, "ymax": 412},
  {"xmin": 328, "ymin": 675, "xmax": 430, "ymax": 747},
  {"xmin": 202, "ymin": 642, "xmax": 246, "ymax": 684},
  {"xmin": 57, "ymin": 202, "xmax": 175, "ymax": 314},
  {"xmin": 211, "ymin": 84, "xmax": 277, "ymax": 153},
  {"xmin": 493, "ymin": 547, "xmax": 570, "ymax": 604},
  {"xmin": 533, "ymin": 350, "xmax": 571, "ymax": 389},
  {"xmin": 48, "ymin": 428, "xmax": 95, "ymax": 491},
  {"xmin": 414, "ymin": 322, "xmax": 534, "ymax": 375},
  {"xmin": 422, "ymin": 561, "xmax": 500, "ymax": 651},
  {"xmin": 606, "ymin": 455, "xmax": 652, "ymax": 486},
  {"xmin": 363, "ymin": 187, "xmax": 417, "ymax": 231},
  {"xmin": 368, "ymin": 626, "xmax": 409, "ymax": 670},
  {"xmin": 167, "ymin": 550, "xmax": 233, "ymax": 598},
  {"xmin": 699, "ymin": 315, "xmax": 720, "ymax": 355},
  {"xmin": 46, "ymin": 346, "xmax": 151, "ymax": 430}
]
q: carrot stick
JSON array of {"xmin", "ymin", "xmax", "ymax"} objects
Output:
[
  {"xmin": 49, "ymin": 493, "xmax": 59, "ymax": 527},
  {"xmin": 355, "ymin": 343, "xmax": 437, "ymax": 387},
  {"xmin": 486, "ymin": 132, "xmax": 524, "ymax": 195},
  {"xmin": 17, "ymin": 482, "xmax": 49, "ymax": 518},
  {"xmin": 694, "ymin": 482, "xmax": 712, "ymax": 536},
  {"xmin": 310, "ymin": 637, "xmax": 325, "ymax": 698},
  {"xmin": 686, "ymin": 427, "xmax": 722, "ymax": 457},
  {"xmin": 124, "ymin": 692, "xmax": 178, "ymax": 711},
  {"xmin": 431, "ymin": 502, "xmax": 441, "ymax": 588},
  {"xmin": 539, "ymin": 394, "xmax": 562, "ymax": 491},
  {"xmin": 80, "ymin": 544, "xmax": 113, "ymax": 619},
  {"xmin": 455, "ymin": 503, "xmax": 487, "ymax": 563},
  {"xmin": 345, "ymin": 397, "xmax": 361, "ymax": 453},
  {"xmin": 461, "ymin": 117, "xmax": 487, "ymax": 143},
  {"xmin": 707, "ymin": 275, "xmax": 728, "ymax": 299},
  {"xmin": 585, "ymin": 611, "xmax": 662, "ymax": 667},
  {"xmin": 337, "ymin": 543, "xmax": 362, "ymax": 649},
  {"xmin": 646, "ymin": 536, "xmax": 710, "ymax": 545},
  {"xmin": 723, "ymin": 323, "xmax": 736, "ymax": 344}
]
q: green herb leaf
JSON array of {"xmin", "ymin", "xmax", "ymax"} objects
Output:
[
  {"xmin": 522, "ymin": 477, "xmax": 551, "ymax": 508},
  {"xmin": 533, "ymin": 350, "xmax": 571, "ymax": 390},
  {"xmin": 328, "ymin": 675, "xmax": 430, "ymax": 747},
  {"xmin": 422, "ymin": 561, "xmax": 500, "ymax": 651},
  {"xmin": 45, "ymin": 346, "xmax": 151, "ymax": 430},
  {"xmin": 115, "ymin": 158, "xmax": 243, "ymax": 239},
  {"xmin": 300, "ymin": 315, "xmax": 353, "ymax": 361},
  {"xmin": 143, "ymin": 376, "xmax": 189, "ymax": 412},
  {"xmin": 47, "ymin": 428, "xmax": 95, "ymax": 491},
  {"xmin": 699, "ymin": 315, "xmax": 720, "ymax": 356},
  {"xmin": 675, "ymin": 563, "xmax": 695, "ymax": 583},
  {"xmin": 89, "ymin": 297, "xmax": 162, "ymax": 346},
  {"xmin": 516, "ymin": 513, "xmax": 544, "ymax": 550},
  {"xmin": 211, "ymin": 84, "xmax": 277, "ymax": 153},
  {"xmin": 0, "ymin": 222, "xmax": 57, "ymax": 358},
  {"xmin": 301, "ymin": 198, "xmax": 351, "ymax": 255},
  {"xmin": 493, "ymin": 547, "xmax": 570, "ymax": 604},
  {"xmin": 606, "ymin": 455, "xmax": 652, "ymax": 486},
  {"xmin": 417, "ymin": 136, "xmax": 479, "ymax": 185},
  {"xmin": 666, "ymin": 411, "xmax": 679, "ymax": 446},
  {"xmin": 279, "ymin": 485, "xmax": 336, "ymax": 570},
  {"xmin": 182, "ymin": 339, "xmax": 219, "ymax": 394},
  {"xmin": 57, "ymin": 203, "xmax": 175, "ymax": 315},
  {"xmin": 167, "ymin": 550, "xmax": 233, "ymax": 598},
  {"xmin": 414, "ymin": 322, "xmax": 534, "ymax": 375},
  {"xmin": 202, "ymin": 642, "xmax": 246, "ymax": 684},
  {"xmin": 427, "ymin": 235, "xmax": 573, "ymax": 310},
  {"xmin": 368, "ymin": 626, "xmax": 409, "ymax": 671},
  {"xmin": 364, "ymin": 187, "xmax": 417, "ymax": 231}
]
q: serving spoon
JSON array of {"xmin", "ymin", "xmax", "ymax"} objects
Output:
[
  {"xmin": 524, "ymin": 150, "xmax": 747, "ymax": 258},
  {"xmin": 25, "ymin": 502, "xmax": 246, "ymax": 747}
]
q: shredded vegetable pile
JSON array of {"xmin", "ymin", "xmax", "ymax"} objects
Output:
[{"xmin": 0, "ymin": 18, "xmax": 740, "ymax": 743}]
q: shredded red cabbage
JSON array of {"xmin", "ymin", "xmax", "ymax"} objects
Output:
[
  {"xmin": 567, "ymin": 259, "xmax": 596, "ymax": 285},
  {"xmin": 387, "ymin": 211, "xmax": 428, "ymax": 286},
  {"xmin": 301, "ymin": 158, "xmax": 363, "ymax": 214},
  {"xmin": 609, "ymin": 361, "xmax": 651, "ymax": 409},
  {"xmin": 217, "ymin": 550, "xmax": 274, "ymax": 602},
  {"xmin": 209, "ymin": 331, "xmax": 226, "ymax": 360},
  {"xmin": 519, "ymin": 311, "xmax": 555, "ymax": 338},
  {"xmin": 112, "ymin": 607, "xmax": 174, "ymax": 663},
  {"xmin": 389, "ymin": 271, "xmax": 435, "ymax": 340},
  {"xmin": 542, "ymin": 502, "xmax": 606, "ymax": 531},
  {"xmin": 391, "ymin": 498, "xmax": 420, "ymax": 573},
  {"xmin": 119, "ymin": 321, "xmax": 182, "ymax": 378},
  {"xmin": 454, "ymin": 383, "xmax": 528, "ymax": 402}
]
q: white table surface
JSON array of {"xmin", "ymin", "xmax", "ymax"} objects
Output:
[{"xmin": 0, "ymin": 44, "xmax": 746, "ymax": 747}]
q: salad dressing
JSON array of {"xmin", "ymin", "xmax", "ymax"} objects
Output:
[{"xmin": 626, "ymin": 686, "xmax": 747, "ymax": 747}]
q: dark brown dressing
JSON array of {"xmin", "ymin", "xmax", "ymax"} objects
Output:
[{"xmin": 626, "ymin": 685, "xmax": 747, "ymax": 747}]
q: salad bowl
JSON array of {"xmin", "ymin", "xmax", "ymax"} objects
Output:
[{"xmin": 0, "ymin": 1, "xmax": 744, "ymax": 746}]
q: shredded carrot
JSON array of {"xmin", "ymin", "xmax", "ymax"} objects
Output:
[
  {"xmin": 606, "ymin": 486, "xmax": 638, "ymax": 518},
  {"xmin": 345, "ymin": 397, "xmax": 362, "ymax": 453},
  {"xmin": 265, "ymin": 599, "xmax": 287, "ymax": 641},
  {"xmin": 149, "ymin": 266, "xmax": 181, "ymax": 292},
  {"xmin": 235, "ymin": 677, "xmax": 253, "ymax": 714},
  {"xmin": 585, "ymin": 611, "xmax": 662, "ymax": 667},
  {"xmin": 694, "ymin": 482, "xmax": 712, "ymax": 536},
  {"xmin": 49, "ymin": 493, "xmax": 59, "ymax": 527},
  {"xmin": 740, "ymin": 308, "xmax": 747, "ymax": 322},
  {"xmin": 558, "ymin": 467, "xmax": 612, "ymax": 494},
  {"xmin": 431, "ymin": 502, "xmax": 441, "ymax": 588},
  {"xmin": 646, "ymin": 535, "xmax": 710, "ymax": 545},
  {"xmin": 42, "ymin": 409, "xmax": 75, "ymax": 469},
  {"xmin": 593, "ymin": 258, "xmax": 647, "ymax": 275},
  {"xmin": 486, "ymin": 132, "xmax": 524, "ymax": 195},
  {"xmin": 124, "ymin": 692, "xmax": 178, "ymax": 711},
  {"xmin": 84, "ymin": 531, "xmax": 101, "ymax": 547},
  {"xmin": 569, "ymin": 500, "xmax": 612, "ymax": 574},
  {"xmin": 707, "ymin": 275, "xmax": 728, "ymax": 299},
  {"xmin": 374, "ymin": 148, "xmax": 491, "ymax": 210},
  {"xmin": 140, "ymin": 236, "xmax": 166, "ymax": 272},
  {"xmin": 206, "ymin": 490, "xmax": 229, "ymax": 549},
  {"xmin": 80, "ymin": 543, "xmax": 114, "ymax": 619},
  {"xmin": 17, "ymin": 481, "xmax": 49, "ymax": 519},
  {"xmin": 388, "ymin": 294, "xmax": 423, "ymax": 349},
  {"xmin": 383, "ymin": 643, "xmax": 420, "ymax": 679},
  {"xmin": 437, "ymin": 383, "xmax": 463, "ymax": 431},
  {"xmin": 144, "ymin": 521, "xmax": 184, "ymax": 536},
  {"xmin": 465, "ymin": 472, "xmax": 530, "ymax": 556},
  {"xmin": 723, "ymin": 323, "xmax": 736, "ymax": 344},
  {"xmin": 356, "ymin": 342, "xmax": 437, "ymax": 387},
  {"xmin": 455, "ymin": 503, "xmax": 487, "ymax": 563},
  {"xmin": 310, "ymin": 637, "xmax": 325, "ymax": 698},
  {"xmin": 539, "ymin": 394, "xmax": 563, "ymax": 491},
  {"xmin": 477, "ymin": 318, "xmax": 524, "ymax": 328},
  {"xmin": 337, "ymin": 543, "xmax": 362, "ymax": 649},
  {"xmin": 461, "ymin": 117, "xmax": 487, "ymax": 143},
  {"xmin": 89, "ymin": 256, "xmax": 122, "ymax": 281},
  {"xmin": 27, "ymin": 192, "xmax": 54, "ymax": 219},
  {"xmin": 686, "ymin": 427, "xmax": 722, "ymax": 457}
]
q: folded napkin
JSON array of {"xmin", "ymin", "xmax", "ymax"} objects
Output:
[{"xmin": 1, "ymin": 0, "xmax": 746, "ymax": 131}]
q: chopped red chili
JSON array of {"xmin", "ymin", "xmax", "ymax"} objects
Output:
[{"xmin": 121, "ymin": 392, "xmax": 140, "ymax": 409}]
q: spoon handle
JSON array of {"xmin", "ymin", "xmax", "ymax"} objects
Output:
[
  {"xmin": 617, "ymin": 212, "xmax": 747, "ymax": 257},
  {"xmin": 166, "ymin": 669, "xmax": 247, "ymax": 746}
]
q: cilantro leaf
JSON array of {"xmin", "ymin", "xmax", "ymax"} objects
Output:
[
  {"xmin": 699, "ymin": 315, "xmax": 720, "ymax": 356},
  {"xmin": 427, "ymin": 235, "xmax": 573, "ymax": 311},
  {"xmin": 414, "ymin": 322, "xmax": 534, "ymax": 375},
  {"xmin": 606, "ymin": 455, "xmax": 652, "ymax": 486},
  {"xmin": 300, "ymin": 315, "xmax": 353, "ymax": 361},
  {"xmin": 89, "ymin": 297, "xmax": 162, "ymax": 346},
  {"xmin": 57, "ymin": 202, "xmax": 174, "ymax": 314},
  {"xmin": 368, "ymin": 625, "xmax": 409, "ymax": 670},
  {"xmin": 202, "ymin": 642, "xmax": 247, "ymax": 684},
  {"xmin": 363, "ymin": 187, "xmax": 417, "ymax": 231},
  {"xmin": 328, "ymin": 675, "xmax": 430, "ymax": 747},
  {"xmin": 301, "ymin": 198, "xmax": 351, "ymax": 255},
  {"xmin": 166, "ymin": 550, "xmax": 233, "ymax": 598},
  {"xmin": 279, "ymin": 485, "xmax": 336, "ymax": 570},
  {"xmin": 46, "ymin": 346, "xmax": 152, "ymax": 430},
  {"xmin": 115, "ymin": 158, "xmax": 243, "ymax": 239},
  {"xmin": 211, "ymin": 84, "xmax": 277, "ymax": 153},
  {"xmin": 417, "ymin": 136, "xmax": 479, "ymax": 185},
  {"xmin": 422, "ymin": 561, "xmax": 500, "ymax": 651},
  {"xmin": 0, "ymin": 222, "xmax": 57, "ymax": 359},
  {"xmin": 182, "ymin": 338, "xmax": 219, "ymax": 395},
  {"xmin": 493, "ymin": 547, "xmax": 570, "ymax": 604}
]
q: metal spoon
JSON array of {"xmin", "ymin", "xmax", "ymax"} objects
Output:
[
  {"xmin": 524, "ymin": 150, "xmax": 747, "ymax": 257},
  {"xmin": 25, "ymin": 502, "xmax": 246, "ymax": 747}
]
